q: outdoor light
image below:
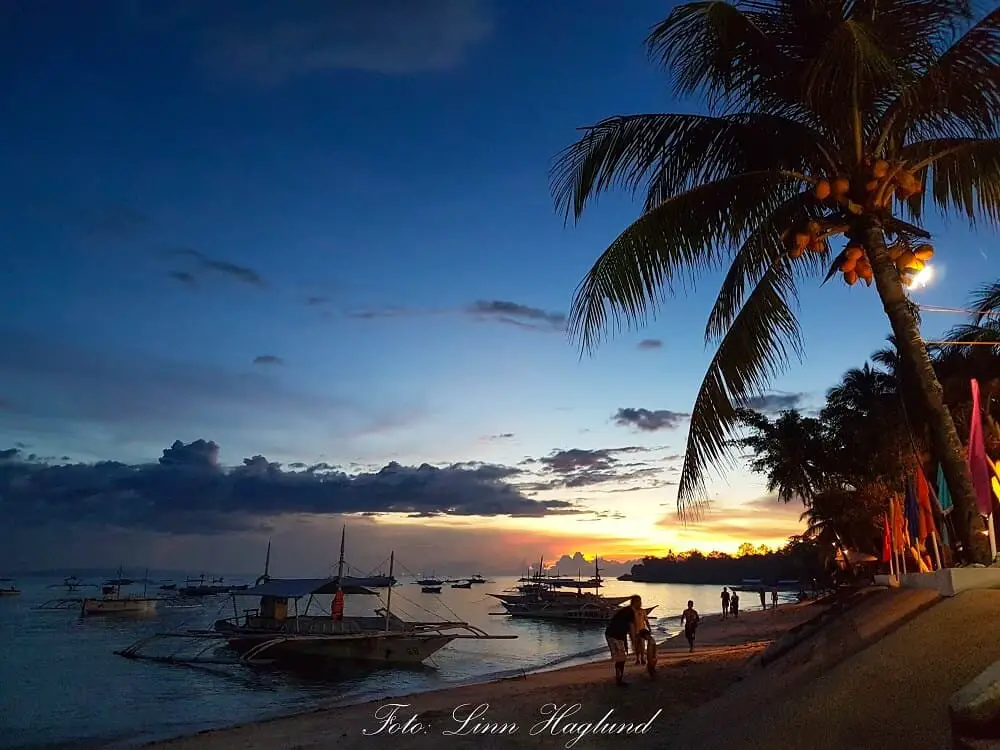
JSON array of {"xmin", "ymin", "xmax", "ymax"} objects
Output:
[{"xmin": 905, "ymin": 264, "xmax": 934, "ymax": 290}]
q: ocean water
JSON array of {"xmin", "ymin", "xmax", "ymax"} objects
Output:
[{"xmin": 0, "ymin": 576, "xmax": 737, "ymax": 749}]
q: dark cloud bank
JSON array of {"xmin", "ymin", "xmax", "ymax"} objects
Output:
[
  {"xmin": 0, "ymin": 439, "xmax": 684, "ymax": 537},
  {"xmin": 0, "ymin": 439, "xmax": 579, "ymax": 536}
]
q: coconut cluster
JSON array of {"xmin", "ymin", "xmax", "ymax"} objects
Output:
[{"xmin": 783, "ymin": 159, "xmax": 928, "ymax": 288}]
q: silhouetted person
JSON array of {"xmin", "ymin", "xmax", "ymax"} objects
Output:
[
  {"xmin": 758, "ymin": 587, "xmax": 766, "ymax": 610},
  {"xmin": 633, "ymin": 606, "xmax": 650, "ymax": 665},
  {"xmin": 681, "ymin": 600, "xmax": 700, "ymax": 652},
  {"xmin": 771, "ymin": 588, "xmax": 778, "ymax": 610},
  {"xmin": 720, "ymin": 587, "xmax": 730, "ymax": 620},
  {"xmin": 730, "ymin": 590, "xmax": 740, "ymax": 618},
  {"xmin": 605, "ymin": 595, "xmax": 641, "ymax": 687}
]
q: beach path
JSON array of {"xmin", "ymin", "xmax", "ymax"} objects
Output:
[{"xmin": 666, "ymin": 587, "xmax": 1000, "ymax": 750}]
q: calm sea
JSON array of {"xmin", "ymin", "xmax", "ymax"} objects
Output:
[{"xmin": 0, "ymin": 575, "xmax": 739, "ymax": 749}]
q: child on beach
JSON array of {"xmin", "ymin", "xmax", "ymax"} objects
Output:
[
  {"xmin": 633, "ymin": 607, "xmax": 650, "ymax": 665},
  {"xmin": 639, "ymin": 628, "xmax": 658, "ymax": 679},
  {"xmin": 730, "ymin": 591, "xmax": 740, "ymax": 618}
]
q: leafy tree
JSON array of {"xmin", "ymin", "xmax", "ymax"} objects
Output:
[
  {"xmin": 736, "ymin": 409, "xmax": 831, "ymax": 503},
  {"xmin": 550, "ymin": 0, "xmax": 1000, "ymax": 562}
]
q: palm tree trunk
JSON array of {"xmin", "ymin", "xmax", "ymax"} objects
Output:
[{"xmin": 863, "ymin": 224, "xmax": 989, "ymax": 565}]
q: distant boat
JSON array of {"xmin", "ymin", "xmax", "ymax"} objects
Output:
[
  {"xmin": 81, "ymin": 567, "xmax": 158, "ymax": 617},
  {"xmin": 469, "ymin": 573, "xmax": 488, "ymax": 584},
  {"xmin": 0, "ymin": 578, "xmax": 21, "ymax": 597},
  {"xmin": 46, "ymin": 575, "xmax": 96, "ymax": 593},
  {"xmin": 421, "ymin": 586, "xmax": 442, "ymax": 594},
  {"xmin": 415, "ymin": 574, "xmax": 443, "ymax": 586},
  {"xmin": 451, "ymin": 581, "xmax": 472, "ymax": 589}
]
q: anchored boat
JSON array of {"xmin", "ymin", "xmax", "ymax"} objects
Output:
[
  {"xmin": 117, "ymin": 528, "xmax": 515, "ymax": 670},
  {"xmin": 81, "ymin": 568, "xmax": 159, "ymax": 616}
]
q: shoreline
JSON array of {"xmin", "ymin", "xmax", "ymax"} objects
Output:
[{"xmin": 144, "ymin": 602, "xmax": 819, "ymax": 749}]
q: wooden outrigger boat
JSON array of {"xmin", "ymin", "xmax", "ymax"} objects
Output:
[
  {"xmin": 81, "ymin": 567, "xmax": 159, "ymax": 616},
  {"xmin": 116, "ymin": 528, "xmax": 515, "ymax": 670}
]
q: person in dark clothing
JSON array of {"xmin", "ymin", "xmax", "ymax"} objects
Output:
[
  {"xmin": 720, "ymin": 587, "xmax": 730, "ymax": 620},
  {"xmin": 605, "ymin": 594, "xmax": 641, "ymax": 686},
  {"xmin": 758, "ymin": 587, "xmax": 766, "ymax": 610},
  {"xmin": 680, "ymin": 600, "xmax": 700, "ymax": 652},
  {"xmin": 730, "ymin": 590, "xmax": 740, "ymax": 618}
]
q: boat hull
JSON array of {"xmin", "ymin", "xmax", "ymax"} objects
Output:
[
  {"xmin": 216, "ymin": 623, "xmax": 455, "ymax": 664},
  {"xmin": 82, "ymin": 597, "xmax": 158, "ymax": 616}
]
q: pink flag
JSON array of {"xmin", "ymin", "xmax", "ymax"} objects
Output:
[{"xmin": 969, "ymin": 379, "xmax": 993, "ymax": 516}]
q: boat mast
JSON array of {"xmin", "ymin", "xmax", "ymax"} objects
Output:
[
  {"xmin": 384, "ymin": 551, "xmax": 395, "ymax": 632},
  {"xmin": 336, "ymin": 525, "xmax": 346, "ymax": 584}
]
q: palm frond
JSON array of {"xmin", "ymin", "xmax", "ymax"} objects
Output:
[
  {"xmin": 568, "ymin": 171, "xmax": 807, "ymax": 353},
  {"xmin": 969, "ymin": 279, "xmax": 1000, "ymax": 324},
  {"xmin": 676, "ymin": 255, "xmax": 803, "ymax": 518},
  {"xmin": 898, "ymin": 137, "xmax": 1000, "ymax": 224},
  {"xmin": 704, "ymin": 193, "xmax": 827, "ymax": 343},
  {"xmin": 549, "ymin": 113, "xmax": 832, "ymax": 223},
  {"xmin": 878, "ymin": 7, "xmax": 1000, "ymax": 145},
  {"xmin": 645, "ymin": 1, "xmax": 803, "ymax": 118}
]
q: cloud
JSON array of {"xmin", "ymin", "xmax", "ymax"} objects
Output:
[
  {"xmin": 465, "ymin": 300, "xmax": 566, "ymax": 332},
  {"xmin": 637, "ymin": 339, "xmax": 663, "ymax": 350},
  {"xmin": 485, "ymin": 433, "xmax": 514, "ymax": 441},
  {"xmin": 197, "ymin": 0, "xmax": 493, "ymax": 84},
  {"xmin": 0, "ymin": 439, "xmax": 578, "ymax": 536},
  {"xmin": 519, "ymin": 446, "xmax": 671, "ymax": 491},
  {"xmin": 306, "ymin": 296, "xmax": 330, "ymax": 306},
  {"xmin": 168, "ymin": 270, "xmax": 198, "ymax": 287},
  {"xmin": 252, "ymin": 355, "xmax": 284, "ymax": 367},
  {"xmin": 345, "ymin": 300, "xmax": 566, "ymax": 333},
  {"xmin": 744, "ymin": 392, "xmax": 806, "ymax": 414},
  {"xmin": 613, "ymin": 407, "xmax": 689, "ymax": 432},
  {"xmin": 167, "ymin": 248, "xmax": 265, "ymax": 287}
]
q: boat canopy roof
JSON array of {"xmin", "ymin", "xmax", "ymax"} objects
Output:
[{"xmin": 241, "ymin": 577, "xmax": 379, "ymax": 599}]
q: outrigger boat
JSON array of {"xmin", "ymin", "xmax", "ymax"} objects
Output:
[
  {"xmin": 117, "ymin": 528, "xmax": 515, "ymax": 670},
  {"xmin": 81, "ymin": 568, "xmax": 159, "ymax": 616},
  {"xmin": 490, "ymin": 557, "xmax": 650, "ymax": 623}
]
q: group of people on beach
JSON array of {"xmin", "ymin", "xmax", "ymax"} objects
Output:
[
  {"xmin": 720, "ymin": 586, "xmax": 778, "ymax": 619},
  {"xmin": 603, "ymin": 595, "xmax": 701, "ymax": 686}
]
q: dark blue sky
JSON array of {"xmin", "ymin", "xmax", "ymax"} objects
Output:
[{"xmin": 0, "ymin": 0, "xmax": 993, "ymax": 569}]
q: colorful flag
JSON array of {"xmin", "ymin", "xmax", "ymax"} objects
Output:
[
  {"xmin": 936, "ymin": 463, "xmax": 953, "ymax": 514},
  {"xmin": 969, "ymin": 379, "xmax": 994, "ymax": 516},
  {"xmin": 915, "ymin": 467, "xmax": 936, "ymax": 541},
  {"xmin": 905, "ymin": 478, "xmax": 921, "ymax": 545},
  {"xmin": 882, "ymin": 514, "xmax": 892, "ymax": 563}
]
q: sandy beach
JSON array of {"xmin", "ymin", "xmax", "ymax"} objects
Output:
[{"xmin": 147, "ymin": 602, "xmax": 822, "ymax": 749}]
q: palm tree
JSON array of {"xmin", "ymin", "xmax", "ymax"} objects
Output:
[
  {"xmin": 734, "ymin": 409, "xmax": 830, "ymax": 504},
  {"xmin": 550, "ymin": 1, "xmax": 1000, "ymax": 562}
]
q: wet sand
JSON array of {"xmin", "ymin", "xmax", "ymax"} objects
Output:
[{"xmin": 147, "ymin": 602, "xmax": 820, "ymax": 749}]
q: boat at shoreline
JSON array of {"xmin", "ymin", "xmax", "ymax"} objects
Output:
[{"xmin": 116, "ymin": 528, "xmax": 515, "ymax": 670}]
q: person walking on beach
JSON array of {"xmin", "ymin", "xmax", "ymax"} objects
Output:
[
  {"xmin": 605, "ymin": 595, "xmax": 641, "ymax": 687},
  {"xmin": 771, "ymin": 588, "xmax": 778, "ymax": 610},
  {"xmin": 758, "ymin": 587, "xmax": 766, "ymax": 610},
  {"xmin": 730, "ymin": 590, "xmax": 740, "ymax": 618},
  {"xmin": 720, "ymin": 587, "xmax": 730, "ymax": 620},
  {"xmin": 681, "ymin": 600, "xmax": 700, "ymax": 652}
]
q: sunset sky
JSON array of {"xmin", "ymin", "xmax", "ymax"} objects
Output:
[{"xmin": 0, "ymin": 0, "xmax": 994, "ymax": 576}]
